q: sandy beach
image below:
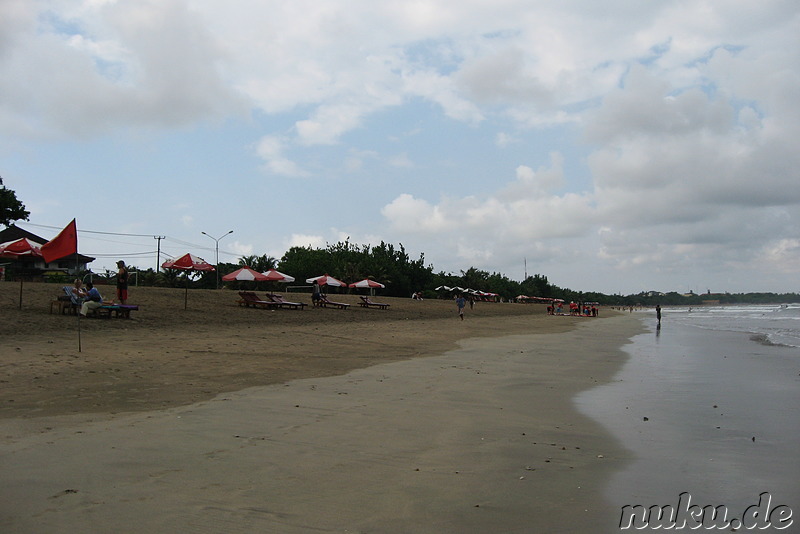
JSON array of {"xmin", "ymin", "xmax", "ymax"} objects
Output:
[{"xmin": 0, "ymin": 282, "xmax": 643, "ymax": 532}]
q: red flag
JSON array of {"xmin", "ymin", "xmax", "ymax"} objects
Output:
[{"xmin": 42, "ymin": 219, "xmax": 78, "ymax": 263}]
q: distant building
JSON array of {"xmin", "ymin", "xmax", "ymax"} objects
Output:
[{"xmin": 0, "ymin": 225, "xmax": 94, "ymax": 280}]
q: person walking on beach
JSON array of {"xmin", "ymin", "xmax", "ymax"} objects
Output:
[
  {"xmin": 455, "ymin": 294, "xmax": 466, "ymax": 320},
  {"xmin": 116, "ymin": 260, "xmax": 129, "ymax": 304},
  {"xmin": 656, "ymin": 305, "xmax": 662, "ymax": 325}
]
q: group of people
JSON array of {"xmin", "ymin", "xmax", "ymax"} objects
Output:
[
  {"xmin": 546, "ymin": 302, "xmax": 564, "ymax": 315},
  {"xmin": 565, "ymin": 301, "xmax": 598, "ymax": 317},
  {"xmin": 68, "ymin": 260, "xmax": 129, "ymax": 317}
]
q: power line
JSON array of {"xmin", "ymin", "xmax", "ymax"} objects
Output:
[
  {"xmin": 16, "ymin": 222, "xmax": 241, "ymax": 260},
  {"xmin": 88, "ymin": 251, "xmax": 159, "ymax": 257},
  {"xmin": 19, "ymin": 222, "xmax": 161, "ymax": 238}
]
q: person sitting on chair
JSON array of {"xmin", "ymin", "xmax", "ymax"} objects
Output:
[
  {"xmin": 80, "ymin": 282, "xmax": 104, "ymax": 317},
  {"xmin": 71, "ymin": 279, "xmax": 87, "ymax": 302}
]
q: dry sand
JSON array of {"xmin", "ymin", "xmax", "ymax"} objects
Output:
[{"xmin": 0, "ymin": 282, "xmax": 644, "ymax": 532}]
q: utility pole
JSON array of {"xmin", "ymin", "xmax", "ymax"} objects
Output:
[
  {"xmin": 154, "ymin": 236, "xmax": 165, "ymax": 271},
  {"xmin": 201, "ymin": 230, "xmax": 233, "ymax": 289}
]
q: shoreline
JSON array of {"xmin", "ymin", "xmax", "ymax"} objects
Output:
[
  {"xmin": 0, "ymin": 287, "xmax": 644, "ymax": 532},
  {"xmin": 578, "ymin": 313, "xmax": 800, "ymax": 527}
]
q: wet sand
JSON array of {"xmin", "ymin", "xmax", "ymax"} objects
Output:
[
  {"xmin": 577, "ymin": 315, "xmax": 800, "ymax": 530},
  {"xmin": 0, "ymin": 283, "xmax": 643, "ymax": 532}
]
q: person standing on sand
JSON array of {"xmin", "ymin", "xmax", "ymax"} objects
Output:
[
  {"xmin": 116, "ymin": 260, "xmax": 129, "ymax": 304},
  {"xmin": 656, "ymin": 305, "xmax": 662, "ymax": 325},
  {"xmin": 455, "ymin": 294, "xmax": 466, "ymax": 320},
  {"xmin": 311, "ymin": 280, "xmax": 322, "ymax": 306}
]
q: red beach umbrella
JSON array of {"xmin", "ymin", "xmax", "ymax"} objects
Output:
[
  {"xmin": 349, "ymin": 278, "xmax": 385, "ymax": 297},
  {"xmin": 306, "ymin": 274, "xmax": 347, "ymax": 287},
  {"xmin": 0, "ymin": 238, "xmax": 43, "ymax": 257},
  {"xmin": 263, "ymin": 269, "xmax": 295, "ymax": 283},
  {"xmin": 222, "ymin": 266, "xmax": 270, "ymax": 282},
  {"xmin": 348, "ymin": 279, "xmax": 385, "ymax": 289},
  {"xmin": 161, "ymin": 253, "xmax": 215, "ymax": 272},
  {"xmin": 161, "ymin": 253, "xmax": 215, "ymax": 309},
  {"xmin": 0, "ymin": 238, "xmax": 45, "ymax": 309}
]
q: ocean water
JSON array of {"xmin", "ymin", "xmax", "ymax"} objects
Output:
[
  {"xmin": 662, "ymin": 303, "xmax": 800, "ymax": 348},
  {"xmin": 576, "ymin": 304, "xmax": 800, "ymax": 532}
]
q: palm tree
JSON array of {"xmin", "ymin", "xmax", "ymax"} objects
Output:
[{"xmin": 239, "ymin": 254, "xmax": 277, "ymax": 272}]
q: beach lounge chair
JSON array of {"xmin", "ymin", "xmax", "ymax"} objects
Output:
[
  {"xmin": 266, "ymin": 293, "xmax": 307, "ymax": 310},
  {"xmin": 54, "ymin": 286, "xmax": 83, "ymax": 315},
  {"xmin": 358, "ymin": 296, "xmax": 390, "ymax": 310},
  {"xmin": 318, "ymin": 295, "xmax": 350, "ymax": 309},
  {"xmin": 238, "ymin": 291, "xmax": 279, "ymax": 309}
]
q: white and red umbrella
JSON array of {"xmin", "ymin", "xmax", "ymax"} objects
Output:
[
  {"xmin": 0, "ymin": 238, "xmax": 43, "ymax": 257},
  {"xmin": 161, "ymin": 253, "xmax": 215, "ymax": 272},
  {"xmin": 222, "ymin": 266, "xmax": 269, "ymax": 282},
  {"xmin": 162, "ymin": 253, "xmax": 215, "ymax": 309},
  {"xmin": 306, "ymin": 273, "xmax": 347, "ymax": 287},
  {"xmin": 348, "ymin": 279, "xmax": 385, "ymax": 289},
  {"xmin": 0, "ymin": 238, "xmax": 44, "ymax": 309},
  {"xmin": 263, "ymin": 269, "xmax": 295, "ymax": 283}
]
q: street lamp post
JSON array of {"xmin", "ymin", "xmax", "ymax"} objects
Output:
[{"xmin": 201, "ymin": 230, "xmax": 233, "ymax": 289}]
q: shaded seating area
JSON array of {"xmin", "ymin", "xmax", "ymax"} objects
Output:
[
  {"xmin": 266, "ymin": 293, "xmax": 307, "ymax": 310},
  {"xmin": 358, "ymin": 296, "xmax": 390, "ymax": 310},
  {"xmin": 51, "ymin": 286, "xmax": 138, "ymax": 318},
  {"xmin": 237, "ymin": 291, "xmax": 280, "ymax": 309},
  {"xmin": 318, "ymin": 295, "xmax": 349, "ymax": 309}
]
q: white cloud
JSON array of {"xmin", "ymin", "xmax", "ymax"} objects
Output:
[
  {"xmin": 254, "ymin": 136, "xmax": 309, "ymax": 177},
  {"xmin": 382, "ymin": 152, "xmax": 595, "ymax": 268},
  {"xmin": 285, "ymin": 233, "xmax": 325, "ymax": 249},
  {"xmin": 762, "ymin": 239, "xmax": 800, "ymax": 273},
  {"xmin": 388, "ymin": 153, "xmax": 414, "ymax": 168},
  {"xmin": 228, "ymin": 241, "xmax": 254, "ymax": 256},
  {"xmin": 495, "ymin": 132, "xmax": 518, "ymax": 148},
  {"xmin": 382, "ymin": 194, "xmax": 455, "ymax": 233}
]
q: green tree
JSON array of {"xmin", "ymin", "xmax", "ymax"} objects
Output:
[
  {"xmin": 0, "ymin": 176, "xmax": 30, "ymax": 226},
  {"xmin": 238, "ymin": 254, "xmax": 277, "ymax": 272}
]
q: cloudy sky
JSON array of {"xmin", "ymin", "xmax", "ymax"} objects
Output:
[{"xmin": 2, "ymin": 0, "xmax": 799, "ymax": 294}]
